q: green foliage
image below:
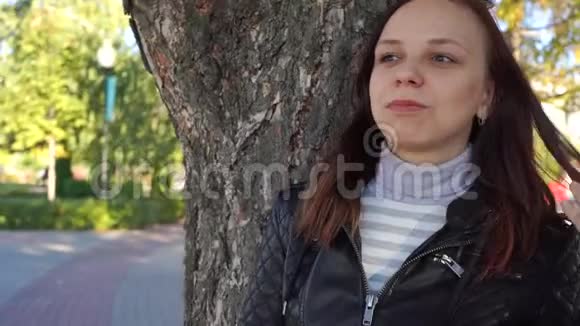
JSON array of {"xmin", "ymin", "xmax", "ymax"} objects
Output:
[
  {"xmin": 117, "ymin": 180, "xmax": 143, "ymax": 200},
  {"xmin": 106, "ymin": 54, "xmax": 182, "ymax": 174},
  {"xmin": 0, "ymin": 197, "xmax": 184, "ymax": 230},
  {"xmin": 55, "ymin": 157, "xmax": 73, "ymax": 195},
  {"xmin": 534, "ymin": 131, "xmax": 561, "ymax": 183},
  {"xmin": 496, "ymin": 0, "xmax": 579, "ymax": 111},
  {"xmin": 0, "ymin": 0, "xmax": 182, "ymax": 199},
  {"xmin": 0, "ymin": 1, "xmax": 126, "ymax": 152},
  {"xmin": 79, "ymin": 53, "xmax": 183, "ymax": 178},
  {"xmin": 60, "ymin": 178, "xmax": 94, "ymax": 198},
  {"xmin": 53, "ymin": 157, "xmax": 95, "ymax": 198},
  {"xmin": 495, "ymin": 0, "xmax": 580, "ymax": 180}
]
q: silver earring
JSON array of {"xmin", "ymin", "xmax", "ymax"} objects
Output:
[{"xmin": 477, "ymin": 116, "xmax": 486, "ymax": 126}]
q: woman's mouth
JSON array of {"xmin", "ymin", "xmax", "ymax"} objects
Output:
[{"xmin": 386, "ymin": 99, "xmax": 429, "ymax": 113}]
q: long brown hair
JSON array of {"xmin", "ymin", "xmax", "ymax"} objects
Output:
[{"xmin": 296, "ymin": 0, "xmax": 580, "ymax": 278}]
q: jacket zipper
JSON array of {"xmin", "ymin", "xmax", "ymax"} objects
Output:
[
  {"xmin": 342, "ymin": 227, "xmax": 373, "ymax": 323},
  {"xmin": 433, "ymin": 254, "xmax": 465, "ymax": 278},
  {"xmin": 343, "ymin": 226, "xmax": 473, "ymax": 326}
]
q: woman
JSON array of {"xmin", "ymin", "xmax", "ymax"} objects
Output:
[{"xmin": 239, "ymin": 0, "xmax": 580, "ymax": 325}]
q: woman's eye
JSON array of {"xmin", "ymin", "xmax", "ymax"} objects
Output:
[
  {"xmin": 379, "ymin": 54, "xmax": 399, "ymax": 62},
  {"xmin": 432, "ymin": 54, "xmax": 455, "ymax": 63}
]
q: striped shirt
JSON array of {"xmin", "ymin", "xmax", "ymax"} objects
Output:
[
  {"xmin": 360, "ymin": 197, "xmax": 446, "ymax": 292},
  {"xmin": 359, "ymin": 144, "xmax": 475, "ymax": 293}
]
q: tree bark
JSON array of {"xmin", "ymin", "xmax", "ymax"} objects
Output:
[{"xmin": 124, "ymin": 0, "xmax": 391, "ymax": 324}]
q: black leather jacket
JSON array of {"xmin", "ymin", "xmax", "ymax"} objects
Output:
[{"xmin": 238, "ymin": 182, "xmax": 580, "ymax": 326}]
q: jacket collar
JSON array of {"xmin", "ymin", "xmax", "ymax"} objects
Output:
[{"xmin": 444, "ymin": 178, "xmax": 491, "ymax": 232}]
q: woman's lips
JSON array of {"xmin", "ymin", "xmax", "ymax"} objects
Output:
[{"xmin": 386, "ymin": 99, "xmax": 429, "ymax": 113}]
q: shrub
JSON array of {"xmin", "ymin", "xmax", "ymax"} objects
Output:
[
  {"xmin": 0, "ymin": 197, "xmax": 184, "ymax": 230},
  {"xmin": 60, "ymin": 179, "xmax": 95, "ymax": 198}
]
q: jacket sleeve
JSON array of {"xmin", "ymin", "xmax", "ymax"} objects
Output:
[
  {"xmin": 237, "ymin": 192, "xmax": 289, "ymax": 326},
  {"xmin": 537, "ymin": 227, "xmax": 580, "ymax": 326}
]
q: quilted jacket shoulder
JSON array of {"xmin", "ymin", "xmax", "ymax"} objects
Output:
[
  {"xmin": 237, "ymin": 183, "xmax": 306, "ymax": 326},
  {"xmin": 536, "ymin": 216, "xmax": 580, "ymax": 325}
]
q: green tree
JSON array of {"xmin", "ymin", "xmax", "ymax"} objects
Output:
[
  {"xmin": 83, "ymin": 52, "xmax": 182, "ymax": 199},
  {"xmin": 0, "ymin": 0, "xmax": 181, "ymax": 199},
  {"xmin": 0, "ymin": 0, "xmax": 126, "ymax": 153},
  {"xmin": 496, "ymin": 0, "xmax": 579, "ymax": 111},
  {"xmin": 495, "ymin": 0, "xmax": 580, "ymax": 181}
]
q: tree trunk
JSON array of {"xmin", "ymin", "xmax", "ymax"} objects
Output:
[{"xmin": 124, "ymin": 0, "xmax": 391, "ymax": 324}]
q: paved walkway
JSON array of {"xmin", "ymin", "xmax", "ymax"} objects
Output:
[{"xmin": 0, "ymin": 224, "xmax": 184, "ymax": 326}]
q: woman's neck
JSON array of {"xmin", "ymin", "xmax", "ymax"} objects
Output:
[
  {"xmin": 391, "ymin": 140, "xmax": 472, "ymax": 165},
  {"xmin": 363, "ymin": 143, "xmax": 476, "ymax": 205}
]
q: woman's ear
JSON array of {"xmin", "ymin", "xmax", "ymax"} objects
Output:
[{"xmin": 478, "ymin": 79, "xmax": 495, "ymax": 119}]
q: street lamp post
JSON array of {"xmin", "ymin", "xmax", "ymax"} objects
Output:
[{"xmin": 97, "ymin": 39, "xmax": 117, "ymax": 195}]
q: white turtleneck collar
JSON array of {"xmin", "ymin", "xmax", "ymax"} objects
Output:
[{"xmin": 362, "ymin": 144, "xmax": 477, "ymax": 205}]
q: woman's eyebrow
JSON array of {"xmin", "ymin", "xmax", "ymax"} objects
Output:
[
  {"xmin": 376, "ymin": 38, "xmax": 469, "ymax": 53},
  {"xmin": 427, "ymin": 38, "xmax": 469, "ymax": 53}
]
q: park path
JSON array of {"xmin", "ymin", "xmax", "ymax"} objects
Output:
[{"xmin": 0, "ymin": 224, "xmax": 184, "ymax": 326}]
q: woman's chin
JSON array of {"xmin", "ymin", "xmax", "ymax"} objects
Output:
[{"xmin": 394, "ymin": 137, "xmax": 438, "ymax": 154}]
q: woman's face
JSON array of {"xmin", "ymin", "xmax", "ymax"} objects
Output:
[{"xmin": 369, "ymin": 0, "xmax": 493, "ymax": 162}]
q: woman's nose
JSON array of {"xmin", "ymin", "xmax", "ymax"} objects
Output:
[{"xmin": 395, "ymin": 65, "xmax": 424, "ymax": 87}]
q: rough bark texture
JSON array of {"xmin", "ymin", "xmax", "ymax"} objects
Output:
[{"xmin": 123, "ymin": 0, "xmax": 392, "ymax": 325}]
